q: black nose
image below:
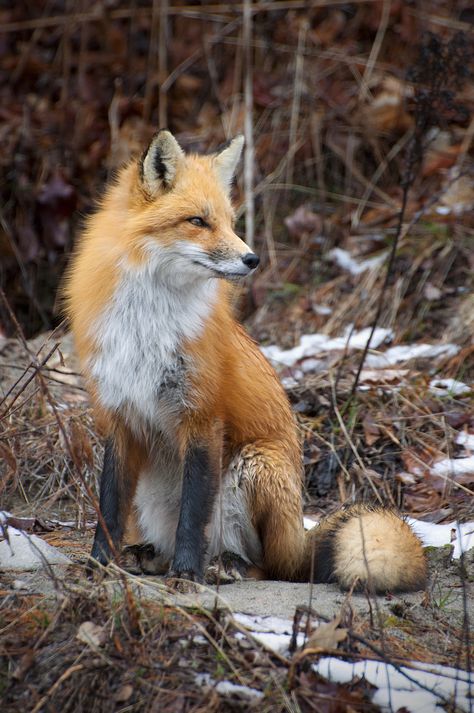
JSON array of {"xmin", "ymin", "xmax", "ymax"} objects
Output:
[{"xmin": 242, "ymin": 253, "xmax": 260, "ymax": 269}]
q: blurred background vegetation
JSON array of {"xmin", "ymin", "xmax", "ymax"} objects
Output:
[{"xmin": 1, "ymin": 0, "xmax": 472, "ymax": 339}]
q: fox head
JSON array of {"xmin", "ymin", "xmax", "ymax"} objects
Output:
[{"xmin": 124, "ymin": 130, "xmax": 259, "ymax": 283}]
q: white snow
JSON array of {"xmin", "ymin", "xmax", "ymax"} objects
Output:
[
  {"xmin": 234, "ymin": 613, "xmax": 308, "ymax": 654},
  {"xmin": 313, "ymin": 304, "xmax": 332, "ymax": 315},
  {"xmin": 314, "ymin": 658, "xmax": 473, "ymax": 713},
  {"xmin": 407, "ymin": 518, "xmax": 474, "ymax": 559},
  {"xmin": 262, "ymin": 329, "xmax": 459, "ymax": 381},
  {"xmin": 231, "ymin": 610, "xmax": 473, "ymax": 711},
  {"xmin": 456, "ymin": 432, "xmax": 474, "ymax": 451},
  {"xmin": 214, "ymin": 681, "xmax": 263, "ymax": 700},
  {"xmin": 0, "ymin": 526, "xmax": 71, "ymax": 570},
  {"xmin": 261, "ymin": 327, "xmax": 393, "ymax": 367},
  {"xmin": 195, "ymin": 674, "xmax": 263, "ymax": 700},
  {"xmin": 431, "ymin": 456, "xmax": 474, "ymax": 478},
  {"xmin": 329, "ymin": 248, "xmax": 387, "ymax": 275},
  {"xmin": 366, "ymin": 343, "xmax": 459, "ymax": 368},
  {"xmin": 429, "ymin": 378, "xmax": 471, "ymax": 396}
]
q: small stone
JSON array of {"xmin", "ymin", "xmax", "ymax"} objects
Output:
[{"xmin": 113, "ymin": 684, "xmax": 133, "ymax": 703}]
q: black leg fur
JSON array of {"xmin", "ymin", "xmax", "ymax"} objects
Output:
[
  {"xmin": 168, "ymin": 445, "xmax": 216, "ymax": 582},
  {"xmin": 90, "ymin": 438, "xmax": 126, "ymax": 565}
]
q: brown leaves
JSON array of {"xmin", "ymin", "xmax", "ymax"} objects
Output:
[
  {"xmin": 304, "ymin": 615, "xmax": 348, "ymax": 652},
  {"xmin": 76, "ymin": 621, "xmax": 107, "ymax": 649},
  {"xmin": 362, "ymin": 414, "xmax": 381, "ymax": 447},
  {"xmin": 357, "ymin": 76, "xmax": 413, "ymax": 135},
  {"xmin": 113, "ymin": 684, "xmax": 134, "ymax": 704}
]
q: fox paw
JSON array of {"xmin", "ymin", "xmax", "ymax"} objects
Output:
[
  {"xmin": 165, "ymin": 569, "xmax": 203, "ymax": 593},
  {"xmin": 205, "ymin": 552, "xmax": 249, "ymax": 585},
  {"xmin": 122, "ymin": 543, "xmax": 168, "ymax": 575}
]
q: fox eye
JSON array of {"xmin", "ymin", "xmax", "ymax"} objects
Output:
[{"xmin": 187, "ymin": 216, "xmax": 209, "ymax": 228}]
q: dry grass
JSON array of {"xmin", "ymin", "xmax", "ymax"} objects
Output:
[{"xmin": 0, "ymin": 574, "xmax": 386, "ymax": 713}]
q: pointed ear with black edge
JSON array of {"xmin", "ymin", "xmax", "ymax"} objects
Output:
[
  {"xmin": 213, "ymin": 135, "xmax": 244, "ymax": 193},
  {"xmin": 140, "ymin": 130, "xmax": 184, "ymax": 197}
]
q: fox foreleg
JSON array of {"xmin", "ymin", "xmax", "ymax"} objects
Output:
[
  {"xmin": 168, "ymin": 444, "xmax": 217, "ymax": 583},
  {"xmin": 90, "ymin": 438, "xmax": 130, "ymax": 565}
]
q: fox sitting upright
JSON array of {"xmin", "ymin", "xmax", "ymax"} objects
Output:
[{"xmin": 64, "ymin": 130, "xmax": 426, "ymax": 592}]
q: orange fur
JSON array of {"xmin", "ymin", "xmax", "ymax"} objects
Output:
[{"xmin": 63, "ymin": 131, "xmax": 427, "ymax": 592}]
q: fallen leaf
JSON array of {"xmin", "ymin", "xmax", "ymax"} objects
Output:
[
  {"xmin": 359, "ymin": 369, "xmax": 410, "ymax": 385},
  {"xmin": 358, "ymin": 76, "xmax": 413, "ymax": 134},
  {"xmin": 77, "ymin": 621, "xmax": 106, "ymax": 648},
  {"xmin": 362, "ymin": 414, "xmax": 381, "ymax": 446},
  {"xmin": 114, "ymin": 684, "xmax": 133, "ymax": 703},
  {"xmin": 422, "ymin": 131, "xmax": 461, "ymax": 176},
  {"xmin": 3, "ymin": 515, "xmax": 54, "ymax": 533},
  {"xmin": 305, "ymin": 615, "xmax": 347, "ymax": 651},
  {"xmin": 439, "ymin": 176, "xmax": 474, "ymax": 214},
  {"xmin": 401, "ymin": 447, "xmax": 434, "ymax": 477},
  {"xmin": 12, "ymin": 651, "xmax": 35, "ymax": 681}
]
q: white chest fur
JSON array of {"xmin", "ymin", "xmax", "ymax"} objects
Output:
[{"xmin": 89, "ymin": 263, "xmax": 218, "ymax": 433}]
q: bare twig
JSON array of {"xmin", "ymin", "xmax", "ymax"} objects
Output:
[{"xmin": 242, "ymin": 0, "xmax": 254, "ymax": 249}]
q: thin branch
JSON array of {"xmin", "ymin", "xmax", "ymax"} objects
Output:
[{"xmin": 242, "ymin": 0, "xmax": 254, "ymax": 249}]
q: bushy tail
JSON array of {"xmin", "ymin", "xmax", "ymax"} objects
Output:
[{"xmin": 304, "ymin": 505, "xmax": 427, "ymax": 593}]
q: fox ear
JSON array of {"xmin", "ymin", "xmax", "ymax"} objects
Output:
[
  {"xmin": 213, "ymin": 135, "xmax": 244, "ymax": 192},
  {"xmin": 140, "ymin": 130, "xmax": 184, "ymax": 195}
]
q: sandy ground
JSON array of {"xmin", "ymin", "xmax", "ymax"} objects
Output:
[{"xmin": 2, "ymin": 528, "xmax": 472, "ymax": 672}]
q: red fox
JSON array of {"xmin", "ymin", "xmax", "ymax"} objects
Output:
[{"xmin": 64, "ymin": 130, "xmax": 426, "ymax": 592}]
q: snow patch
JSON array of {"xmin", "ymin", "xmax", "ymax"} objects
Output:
[
  {"xmin": 366, "ymin": 343, "xmax": 459, "ymax": 367},
  {"xmin": 407, "ymin": 518, "xmax": 474, "ymax": 559},
  {"xmin": 329, "ymin": 248, "xmax": 387, "ymax": 275},
  {"xmin": 234, "ymin": 613, "xmax": 308, "ymax": 654},
  {"xmin": 261, "ymin": 327, "xmax": 393, "ymax": 367},
  {"xmin": 262, "ymin": 330, "xmax": 458, "ymax": 381},
  {"xmin": 314, "ymin": 657, "xmax": 473, "ymax": 713},
  {"xmin": 456, "ymin": 432, "xmax": 474, "ymax": 451},
  {"xmin": 429, "ymin": 378, "xmax": 471, "ymax": 396},
  {"xmin": 195, "ymin": 674, "xmax": 263, "ymax": 700},
  {"xmin": 431, "ymin": 456, "xmax": 474, "ymax": 478},
  {"xmin": 313, "ymin": 304, "xmax": 332, "ymax": 315}
]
